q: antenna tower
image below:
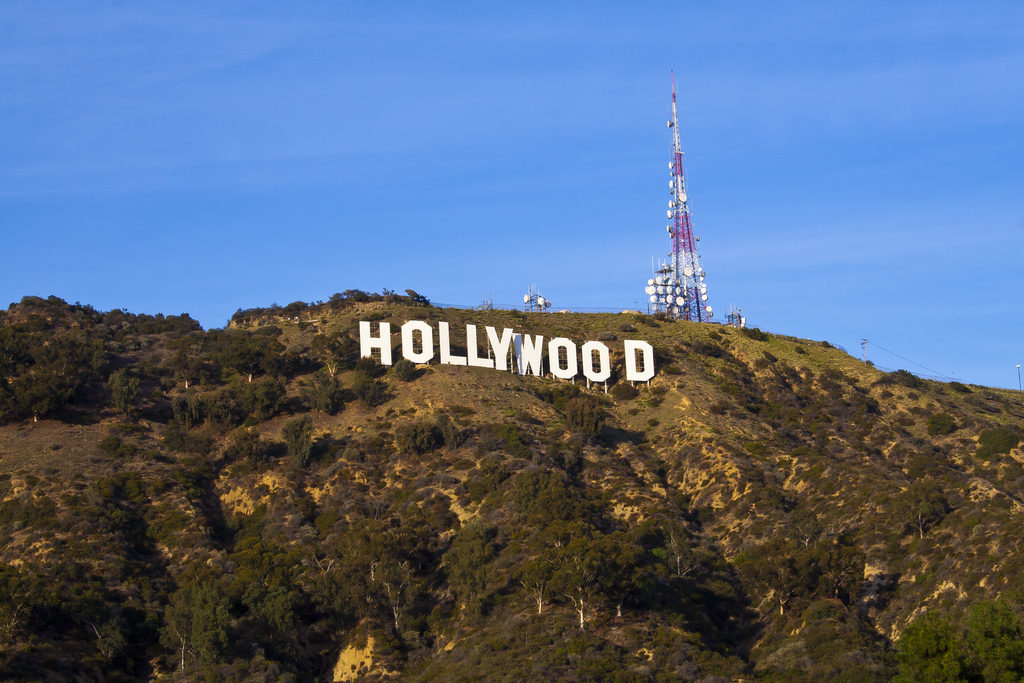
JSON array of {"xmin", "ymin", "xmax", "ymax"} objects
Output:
[{"xmin": 644, "ymin": 72, "xmax": 712, "ymax": 321}]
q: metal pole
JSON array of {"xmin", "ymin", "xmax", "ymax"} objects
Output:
[{"xmin": 1017, "ymin": 364, "xmax": 1021, "ymax": 391}]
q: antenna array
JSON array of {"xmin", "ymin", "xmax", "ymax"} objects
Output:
[{"xmin": 644, "ymin": 72, "xmax": 713, "ymax": 321}]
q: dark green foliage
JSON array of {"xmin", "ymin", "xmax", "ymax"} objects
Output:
[
  {"xmin": 444, "ymin": 522, "xmax": 497, "ymax": 616},
  {"xmin": 223, "ymin": 429, "xmax": 269, "ymax": 468},
  {"xmin": 895, "ymin": 601, "xmax": 1024, "ymax": 683},
  {"xmin": 310, "ymin": 331, "xmax": 356, "ymax": 376},
  {"xmin": 302, "ymin": 370, "xmax": 345, "ymax": 414},
  {"xmin": 171, "ymin": 391, "xmax": 203, "ymax": 429},
  {"xmin": 220, "ymin": 330, "xmax": 284, "ymax": 382},
  {"xmin": 391, "ymin": 358, "xmax": 417, "ymax": 381},
  {"xmin": 477, "ymin": 423, "xmax": 530, "ymax": 459},
  {"xmin": 0, "ymin": 316, "xmax": 107, "ymax": 422},
  {"xmin": 741, "ymin": 327, "xmax": 770, "ymax": 342},
  {"xmin": 610, "ymin": 382, "xmax": 638, "ymax": 400},
  {"xmin": 564, "ymin": 395, "xmax": 604, "ymax": 439},
  {"xmin": 889, "ymin": 369, "xmax": 925, "ymax": 389},
  {"xmin": 977, "ymin": 427, "xmax": 1020, "ymax": 460},
  {"xmin": 927, "ymin": 412, "xmax": 957, "ymax": 436},
  {"xmin": 352, "ymin": 362, "xmax": 387, "ymax": 407},
  {"xmin": 107, "ymin": 368, "xmax": 140, "ymax": 419},
  {"xmin": 160, "ymin": 573, "xmax": 231, "ymax": 671},
  {"xmin": 902, "ymin": 480, "xmax": 951, "ymax": 538},
  {"xmin": 395, "ymin": 421, "xmax": 443, "ymax": 454},
  {"xmin": 281, "ymin": 415, "xmax": 314, "ymax": 467}
]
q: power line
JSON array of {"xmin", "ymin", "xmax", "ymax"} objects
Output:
[{"xmin": 866, "ymin": 339, "xmax": 953, "ymax": 380}]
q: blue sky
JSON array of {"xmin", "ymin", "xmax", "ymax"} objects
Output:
[{"xmin": 2, "ymin": 2, "xmax": 1022, "ymax": 389}]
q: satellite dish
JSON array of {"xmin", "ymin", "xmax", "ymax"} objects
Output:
[
  {"xmin": 701, "ymin": 294, "xmax": 708, "ymax": 301},
  {"xmin": 668, "ymin": 180, "xmax": 673, "ymax": 189},
  {"xmin": 680, "ymin": 192, "xmax": 687, "ymax": 203},
  {"xmin": 700, "ymin": 285, "xmax": 707, "ymax": 293},
  {"xmin": 666, "ymin": 210, "xmax": 672, "ymax": 218},
  {"xmin": 523, "ymin": 294, "xmax": 530, "ymax": 303},
  {"xmin": 545, "ymin": 300, "xmax": 551, "ymax": 309},
  {"xmin": 668, "ymin": 162, "xmax": 673, "ymax": 170},
  {"xmin": 683, "ymin": 266, "xmax": 693, "ymax": 277},
  {"xmin": 649, "ymin": 295, "xmax": 657, "ymax": 303},
  {"xmin": 644, "ymin": 286, "xmax": 655, "ymax": 295},
  {"xmin": 676, "ymin": 296, "xmax": 685, "ymax": 306},
  {"xmin": 537, "ymin": 297, "xmax": 545, "ymax": 306},
  {"xmin": 706, "ymin": 306, "xmax": 713, "ymax": 313},
  {"xmin": 647, "ymin": 278, "xmax": 654, "ymax": 286}
]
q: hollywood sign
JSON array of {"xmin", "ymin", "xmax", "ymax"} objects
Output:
[{"xmin": 359, "ymin": 320, "xmax": 655, "ymax": 386}]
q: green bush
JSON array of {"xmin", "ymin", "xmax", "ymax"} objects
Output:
[
  {"xmin": 395, "ymin": 421, "xmax": 443, "ymax": 454},
  {"xmin": 926, "ymin": 413, "xmax": 956, "ymax": 436},
  {"xmin": 740, "ymin": 327, "xmax": 770, "ymax": 342},
  {"xmin": 977, "ymin": 427, "xmax": 1020, "ymax": 460},
  {"xmin": 610, "ymin": 383, "xmax": 638, "ymax": 400},
  {"xmin": 564, "ymin": 396, "xmax": 604, "ymax": 438},
  {"xmin": 391, "ymin": 358, "xmax": 417, "ymax": 381}
]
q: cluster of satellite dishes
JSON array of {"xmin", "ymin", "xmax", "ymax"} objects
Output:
[
  {"xmin": 644, "ymin": 269, "xmax": 711, "ymax": 319},
  {"xmin": 523, "ymin": 285, "xmax": 552, "ymax": 312}
]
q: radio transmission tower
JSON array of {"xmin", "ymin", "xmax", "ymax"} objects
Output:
[{"xmin": 644, "ymin": 72, "xmax": 712, "ymax": 321}]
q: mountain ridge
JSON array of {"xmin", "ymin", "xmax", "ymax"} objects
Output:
[{"xmin": 1, "ymin": 292, "xmax": 1022, "ymax": 680}]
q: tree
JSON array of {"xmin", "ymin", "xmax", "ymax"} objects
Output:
[
  {"xmin": 564, "ymin": 396, "xmax": 604, "ymax": 440},
  {"xmin": 171, "ymin": 391, "xmax": 203, "ymax": 429},
  {"xmin": 895, "ymin": 611, "xmax": 966, "ymax": 683},
  {"xmin": 903, "ymin": 480, "xmax": 950, "ymax": 538},
  {"xmin": 518, "ymin": 555, "xmax": 555, "ymax": 615},
  {"xmin": 303, "ymin": 370, "xmax": 345, "ymax": 414},
  {"xmin": 310, "ymin": 332, "xmax": 355, "ymax": 376},
  {"xmin": 811, "ymin": 534, "xmax": 864, "ymax": 605},
  {"xmin": 161, "ymin": 576, "xmax": 232, "ymax": 672},
  {"xmin": 107, "ymin": 369, "xmax": 140, "ymax": 419},
  {"xmin": 281, "ymin": 415, "xmax": 314, "ymax": 467},
  {"xmin": 550, "ymin": 522, "xmax": 609, "ymax": 630},
  {"xmin": 392, "ymin": 358, "xmax": 417, "ymax": 381},
  {"xmin": 737, "ymin": 537, "xmax": 818, "ymax": 616},
  {"xmin": 660, "ymin": 520, "xmax": 702, "ymax": 579},
  {"xmin": 223, "ymin": 428, "xmax": 268, "ymax": 468},
  {"xmin": 927, "ymin": 413, "xmax": 957, "ymax": 436},
  {"xmin": 170, "ymin": 335, "xmax": 212, "ymax": 389},
  {"xmin": 444, "ymin": 523, "xmax": 496, "ymax": 616},
  {"xmin": 963, "ymin": 600, "xmax": 1024, "ymax": 681},
  {"xmin": 223, "ymin": 332, "xmax": 283, "ymax": 382}
]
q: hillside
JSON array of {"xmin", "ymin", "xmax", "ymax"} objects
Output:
[{"xmin": 1, "ymin": 292, "xmax": 1023, "ymax": 681}]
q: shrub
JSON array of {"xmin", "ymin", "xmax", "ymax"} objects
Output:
[
  {"xmin": 392, "ymin": 358, "xmax": 417, "ymax": 381},
  {"xmin": 282, "ymin": 415, "xmax": 314, "ymax": 467},
  {"xmin": 889, "ymin": 369, "xmax": 925, "ymax": 389},
  {"xmin": 564, "ymin": 396, "xmax": 604, "ymax": 439},
  {"xmin": 740, "ymin": 327, "xmax": 770, "ymax": 342},
  {"xmin": 396, "ymin": 421, "xmax": 443, "ymax": 454},
  {"xmin": 927, "ymin": 413, "xmax": 956, "ymax": 436},
  {"xmin": 977, "ymin": 428, "xmax": 1020, "ymax": 460}
]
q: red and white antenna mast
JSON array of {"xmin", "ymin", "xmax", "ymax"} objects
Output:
[{"xmin": 644, "ymin": 72, "xmax": 712, "ymax": 321}]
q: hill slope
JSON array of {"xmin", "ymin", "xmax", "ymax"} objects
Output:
[{"xmin": 1, "ymin": 293, "xmax": 1022, "ymax": 680}]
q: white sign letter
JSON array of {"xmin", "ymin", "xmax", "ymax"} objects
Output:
[
  {"xmin": 548, "ymin": 338, "xmax": 578, "ymax": 380},
  {"xmin": 401, "ymin": 320, "xmax": 433, "ymax": 364},
  {"xmin": 486, "ymin": 326, "xmax": 514, "ymax": 371},
  {"xmin": 581, "ymin": 341, "xmax": 611, "ymax": 383},
  {"xmin": 624, "ymin": 340, "xmax": 655, "ymax": 382},
  {"xmin": 466, "ymin": 324, "xmax": 495, "ymax": 369},
  {"xmin": 359, "ymin": 321, "xmax": 393, "ymax": 366},
  {"xmin": 513, "ymin": 333, "xmax": 544, "ymax": 376},
  {"xmin": 438, "ymin": 322, "xmax": 467, "ymax": 366}
]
